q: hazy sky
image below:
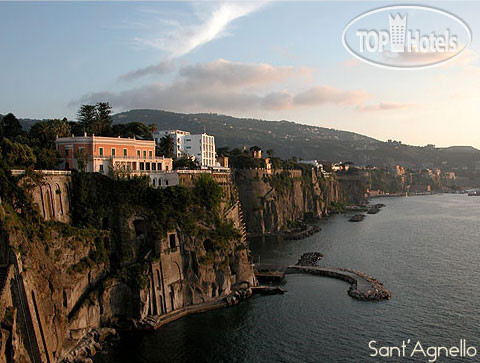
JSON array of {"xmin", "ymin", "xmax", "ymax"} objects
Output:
[{"xmin": 1, "ymin": 1, "xmax": 479, "ymax": 148}]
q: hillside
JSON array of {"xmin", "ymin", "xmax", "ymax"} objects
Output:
[
  {"xmin": 14, "ymin": 109, "xmax": 480, "ymax": 172},
  {"xmin": 111, "ymin": 109, "xmax": 480, "ymax": 170}
]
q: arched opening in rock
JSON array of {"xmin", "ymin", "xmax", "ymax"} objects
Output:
[
  {"xmin": 102, "ymin": 217, "xmax": 109, "ymax": 230},
  {"xmin": 203, "ymin": 239, "xmax": 213, "ymax": 252},
  {"xmin": 133, "ymin": 219, "xmax": 147, "ymax": 238}
]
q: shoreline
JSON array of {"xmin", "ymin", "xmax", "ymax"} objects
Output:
[{"xmin": 247, "ymin": 221, "xmax": 323, "ymax": 241}]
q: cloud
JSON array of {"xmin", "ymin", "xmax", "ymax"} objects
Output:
[
  {"xmin": 177, "ymin": 58, "xmax": 307, "ymax": 89},
  {"xmin": 134, "ymin": 2, "xmax": 266, "ymax": 58},
  {"xmin": 358, "ymin": 102, "xmax": 412, "ymax": 112},
  {"xmin": 119, "ymin": 59, "xmax": 176, "ymax": 81},
  {"xmin": 294, "ymin": 86, "xmax": 370, "ymax": 107},
  {"xmin": 74, "ymin": 59, "xmax": 404, "ymax": 114}
]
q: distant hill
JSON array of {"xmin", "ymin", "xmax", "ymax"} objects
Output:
[
  {"xmin": 15, "ymin": 109, "xmax": 480, "ymax": 171},
  {"xmin": 112, "ymin": 109, "xmax": 480, "ymax": 170}
]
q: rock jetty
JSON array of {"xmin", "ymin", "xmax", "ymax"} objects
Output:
[
  {"xmin": 367, "ymin": 203, "xmax": 385, "ymax": 214},
  {"xmin": 61, "ymin": 328, "xmax": 117, "ymax": 363},
  {"xmin": 296, "ymin": 252, "xmax": 323, "ymax": 266},
  {"xmin": 284, "ymin": 225, "xmax": 322, "ymax": 240},
  {"xmin": 349, "ymin": 214, "xmax": 365, "ymax": 222},
  {"xmin": 287, "ymin": 265, "xmax": 391, "ymax": 302}
]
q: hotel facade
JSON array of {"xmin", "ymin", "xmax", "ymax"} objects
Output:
[
  {"xmin": 55, "ymin": 134, "xmax": 177, "ymax": 188},
  {"xmin": 153, "ymin": 130, "xmax": 216, "ymax": 168}
]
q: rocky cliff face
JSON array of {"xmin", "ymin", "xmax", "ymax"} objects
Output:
[
  {"xmin": 0, "ymin": 171, "xmax": 254, "ymax": 362},
  {"xmin": 235, "ymin": 169, "xmax": 365, "ymax": 235}
]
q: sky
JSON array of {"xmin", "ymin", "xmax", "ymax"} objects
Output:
[{"xmin": 1, "ymin": 1, "xmax": 480, "ymax": 148}]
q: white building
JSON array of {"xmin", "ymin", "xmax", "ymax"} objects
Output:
[
  {"xmin": 154, "ymin": 130, "xmax": 216, "ymax": 168},
  {"xmin": 298, "ymin": 160, "xmax": 322, "ymax": 169}
]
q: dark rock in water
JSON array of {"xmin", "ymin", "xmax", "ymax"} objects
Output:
[
  {"xmin": 296, "ymin": 252, "xmax": 323, "ymax": 266},
  {"xmin": 251, "ymin": 286, "xmax": 286, "ymax": 295},
  {"xmin": 367, "ymin": 203, "xmax": 385, "ymax": 214},
  {"xmin": 284, "ymin": 225, "xmax": 321, "ymax": 240},
  {"xmin": 349, "ymin": 214, "xmax": 365, "ymax": 222}
]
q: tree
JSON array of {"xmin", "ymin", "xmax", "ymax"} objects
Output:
[
  {"xmin": 266, "ymin": 149, "xmax": 275, "ymax": 158},
  {"xmin": 34, "ymin": 148, "xmax": 60, "ymax": 170},
  {"xmin": 94, "ymin": 102, "xmax": 112, "ymax": 136},
  {"xmin": 77, "ymin": 105, "xmax": 97, "ymax": 133},
  {"xmin": 74, "ymin": 148, "xmax": 89, "ymax": 172},
  {"xmin": 217, "ymin": 147, "xmax": 230, "ymax": 157},
  {"xmin": 173, "ymin": 156, "xmax": 200, "ymax": 170},
  {"xmin": 111, "ymin": 122, "xmax": 152, "ymax": 139},
  {"xmin": 76, "ymin": 102, "xmax": 112, "ymax": 136},
  {"xmin": 158, "ymin": 135, "xmax": 174, "ymax": 158},
  {"xmin": 29, "ymin": 118, "xmax": 71, "ymax": 149},
  {"xmin": 0, "ymin": 138, "xmax": 36, "ymax": 168},
  {"xmin": 193, "ymin": 174, "xmax": 222, "ymax": 211},
  {"xmin": 0, "ymin": 113, "xmax": 24, "ymax": 139}
]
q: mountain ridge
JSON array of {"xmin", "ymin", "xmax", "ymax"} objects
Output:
[{"xmin": 11, "ymin": 109, "xmax": 480, "ymax": 170}]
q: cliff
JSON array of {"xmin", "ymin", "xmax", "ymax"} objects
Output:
[
  {"xmin": 235, "ymin": 168, "xmax": 363, "ymax": 234},
  {"xmin": 0, "ymin": 170, "xmax": 254, "ymax": 362},
  {"xmin": 235, "ymin": 168, "xmax": 364, "ymax": 235}
]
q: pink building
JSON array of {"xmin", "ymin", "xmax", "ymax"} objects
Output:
[{"xmin": 56, "ymin": 134, "xmax": 177, "ymax": 187}]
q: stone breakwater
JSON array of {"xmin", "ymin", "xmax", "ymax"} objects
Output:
[
  {"xmin": 284, "ymin": 225, "xmax": 322, "ymax": 240},
  {"xmin": 296, "ymin": 252, "xmax": 324, "ymax": 266},
  {"xmin": 286, "ymin": 265, "xmax": 391, "ymax": 301}
]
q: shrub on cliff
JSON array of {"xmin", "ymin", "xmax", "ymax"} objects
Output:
[{"xmin": 193, "ymin": 174, "xmax": 222, "ymax": 211}]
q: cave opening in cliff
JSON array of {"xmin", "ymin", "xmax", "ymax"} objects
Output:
[
  {"xmin": 133, "ymin": 219, "xmax": 147, "ymax": 238},
  {"xmin": 169, "ymin": 233, "xmax": 176, "ymax": 249},
  {"xmin": 102, "ymin": 217, "xmax": 109, "ymax": 230},
  {"xmin": 203, "ymin": 239, "xmax": 213, "ymax": 252}
]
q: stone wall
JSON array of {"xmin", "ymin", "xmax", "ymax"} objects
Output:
[{"xmin": 30, "ymin": 174, "xmax": 71, "ymax": 224}]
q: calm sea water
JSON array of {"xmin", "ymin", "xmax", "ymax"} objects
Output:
[{"xmin": 95, "ymin": 194, "xmax": 480, "ymax": 363}]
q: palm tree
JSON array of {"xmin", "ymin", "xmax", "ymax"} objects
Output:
[{"xmin": 159, "ymin": 135, "xmax": 174, "ymax": 158}]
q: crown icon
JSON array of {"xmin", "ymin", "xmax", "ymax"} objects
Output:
[{"xmin": 389, "ymin": 13, "xmax": 407, "ymax": 52}]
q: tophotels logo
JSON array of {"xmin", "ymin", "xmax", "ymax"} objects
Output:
[{"xmin": 342, "ymin": 6, "xmax": 472, "ymax": 69}]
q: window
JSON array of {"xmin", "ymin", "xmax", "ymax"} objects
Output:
[
  {"xmin": 152, "ymin": 163, "xmax": 156, "ymax": 171},
  {"xmin": 65, "ymin": 149, "xmax": 69, "ymax": 157},
  {"xmin": 137, "ymin": 150, "xmax": 140, "ymax": 157},
  {"xmin": 169, "ymin": 234, "xmax": 176, "ymax": 249},
  {"xmin": 99, "ymin": 165, "xmax": 104, "ymax": 172},
  {"xmin": 143, "ymin": 150, "xmax": 147, "ymax": 158},
  {"xmin": 158, "ymin": 163, "xmax": 162, "ymax": 170},
  {"xmin": 111, "ymin": 148, "xmax": 116, "ymax": 157},
  {"xmin": 149, "ymin": 150, "xmax": 153, "ymax": 158},
  {"xmin": 166, "ymin": 179, "xmax": 169, "ymax": 185},
  {"xmin": 99, "ymin": 147, "xmax": 104, "ymax": 156},
  {"xmin": 152, "ymin": 178, "xmax": 156, "ymax": 187},
  {"xmin": 186, "ymin": 138, "xmax": 191, "ymax": 142},
  {"xmin": 140, "ymin": 162, "xmax": 144, "ymax": 171},
  {"xmin": 123, "ymin": 148, "xmax": 127, "ymax": 157},
  {"xmin": 146, "ymin": 162, "xmax": 150, "ymax": 171}
]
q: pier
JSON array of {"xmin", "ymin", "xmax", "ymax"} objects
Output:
[
  {"xmin": 253, "ymin": 264, "xmax": 287, "ymax": 283},
  {"xmin": 286, "ymin": 265, "xmax": 391, "ymax": 301},
  {"xmin": 253, "ymin": 261, "xmax": 391, "ymax": 301}
]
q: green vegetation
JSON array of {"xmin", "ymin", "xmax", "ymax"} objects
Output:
[
  {"xmin": 266, "ymin": 172, "xmax": 293, "ymax": 195},
  {"xmin": 77, "ymin": 102, "xmax": 113, "ymax": 136},
  {"xmin": 157, "ymin": 134, "xmax": 174, "ymax": 158}
]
